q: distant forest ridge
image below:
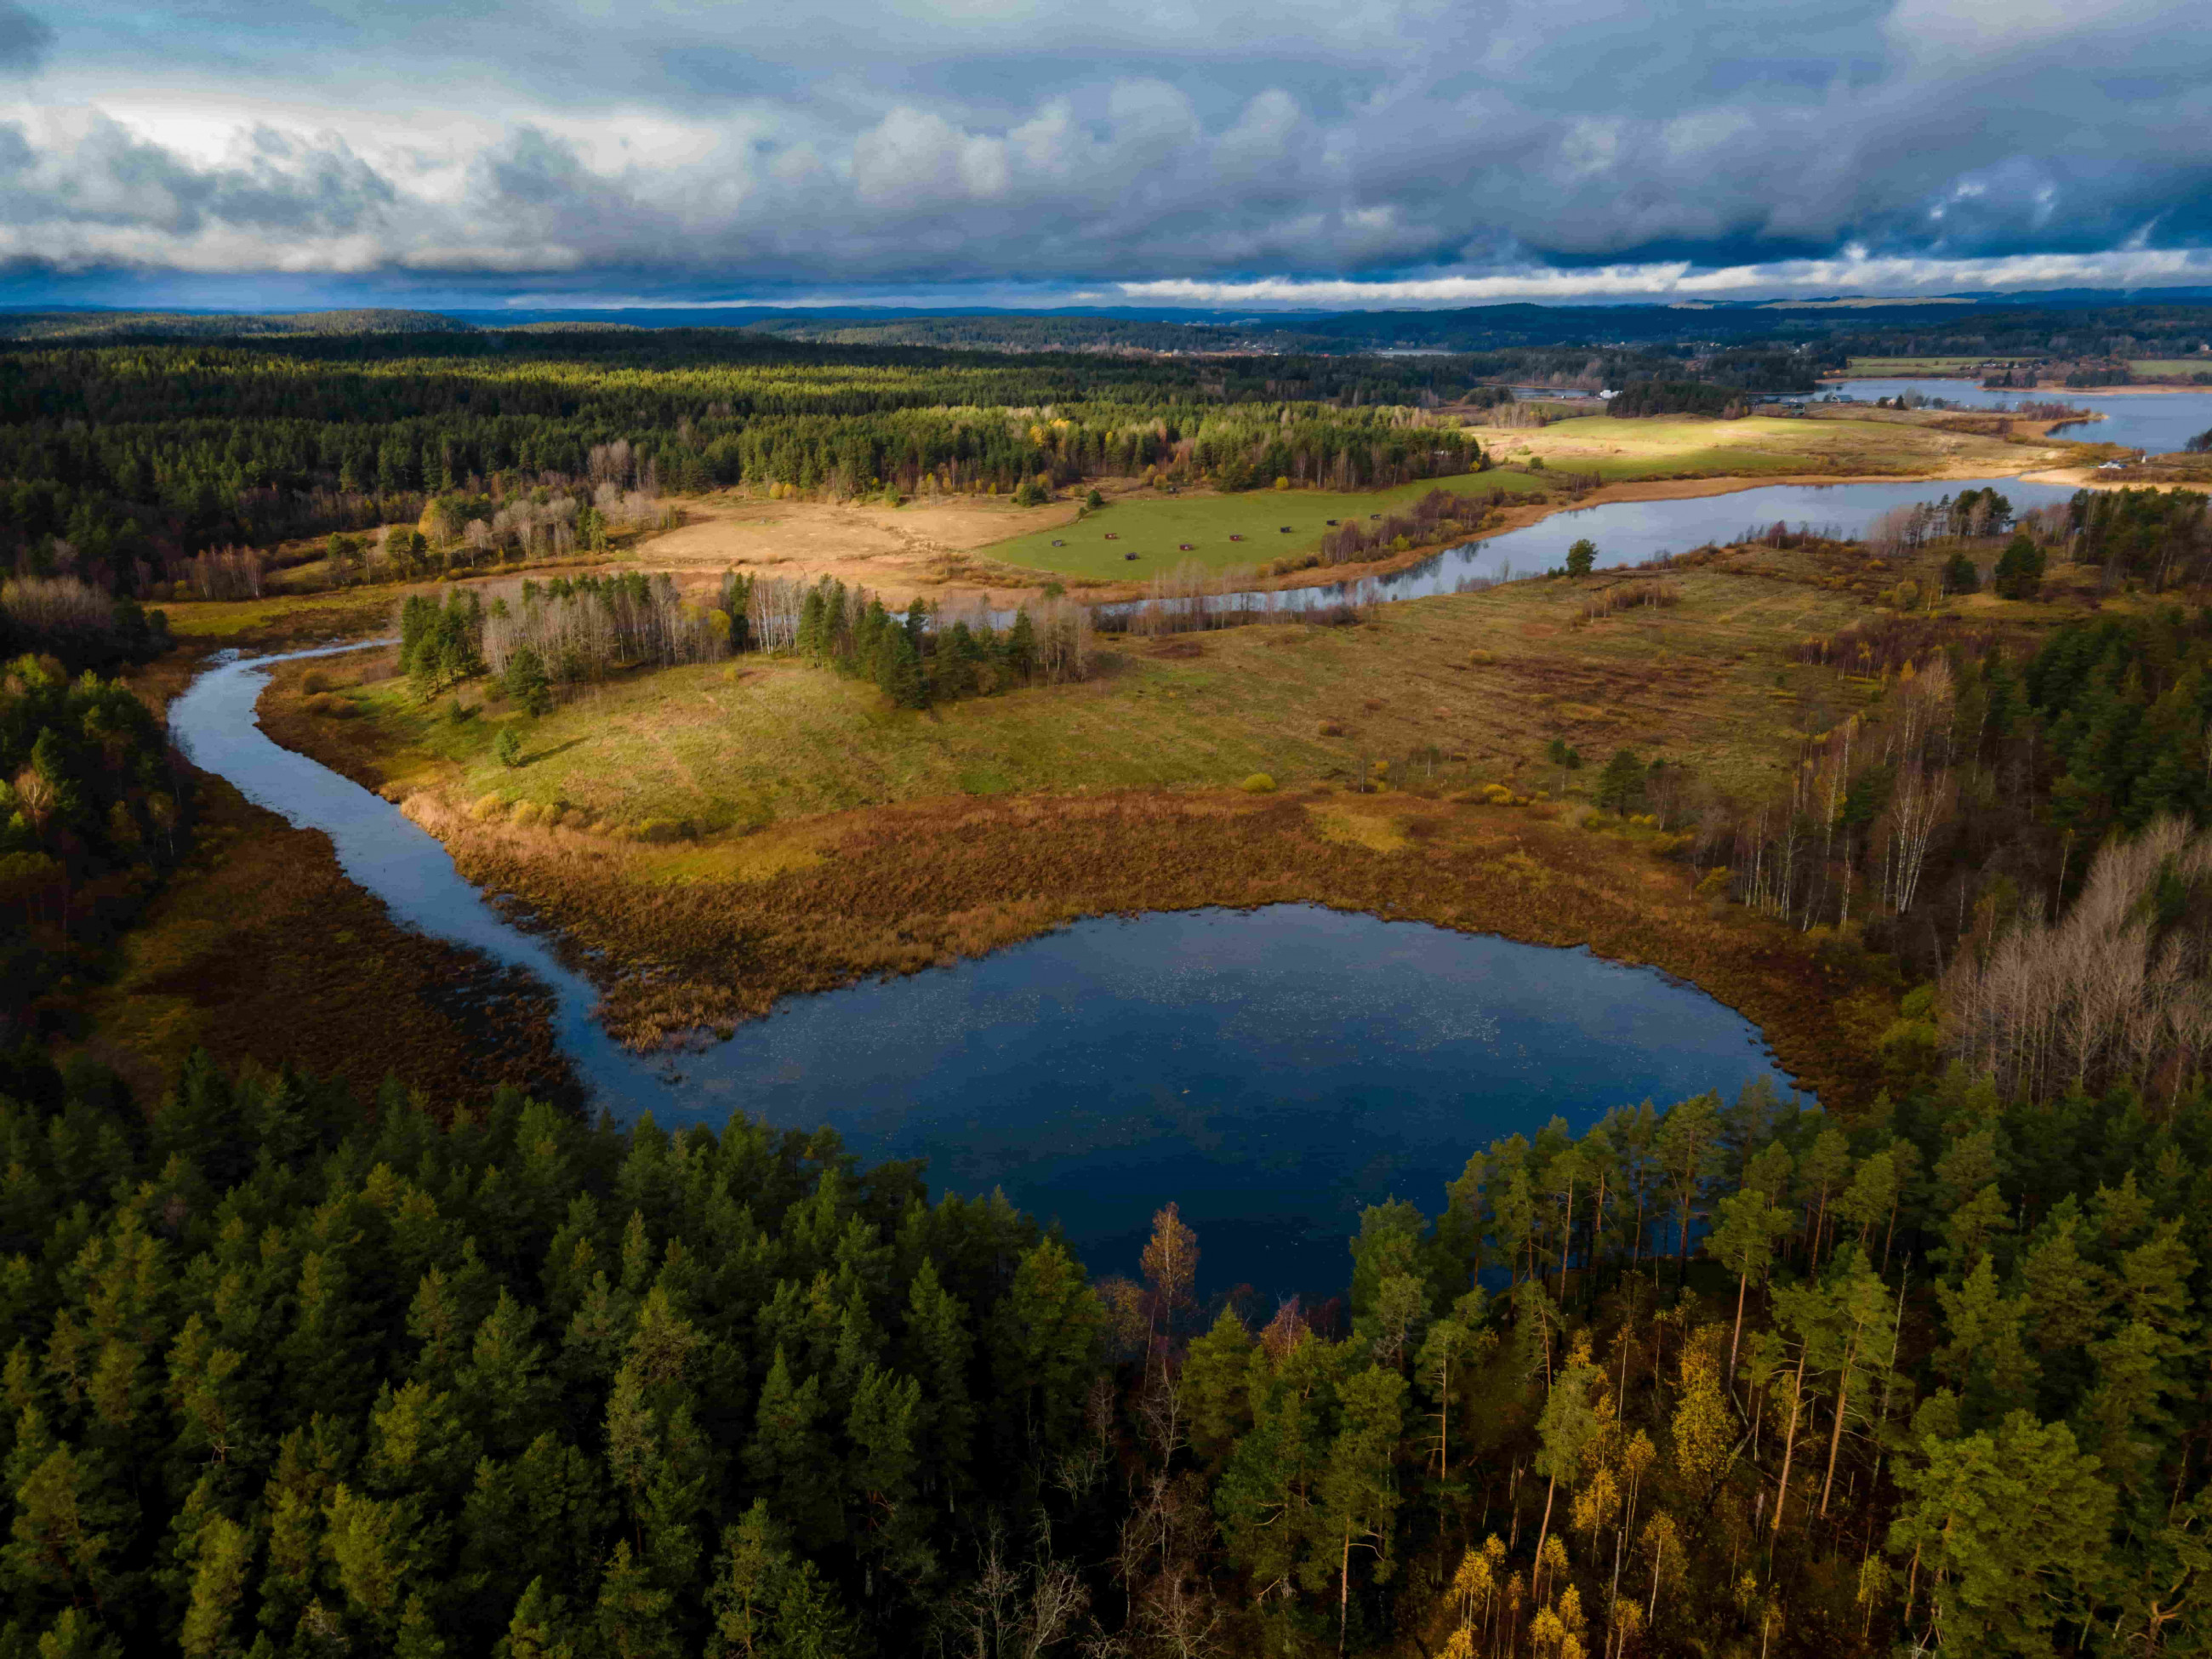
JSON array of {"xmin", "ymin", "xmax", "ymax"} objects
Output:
[{"xmin": 7, "ymin": 291, "xmax": 2212, "ymax": 358}]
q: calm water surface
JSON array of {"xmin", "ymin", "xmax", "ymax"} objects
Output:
[
  {"xmin": 1153, "ymin": 474, "xmax": 2085, "ymax": 618},
  {"xmin": 1827, "ymin": 378, "xmax": 2212, "ymax": 456},
  {"xmin": 173, "ymin": 647, "xmax": 1794, "ymax": 1292}
]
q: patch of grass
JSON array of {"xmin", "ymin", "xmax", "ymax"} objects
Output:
[
  {"xmin": 1839, "ymin": 357, "xmax": 2015, "ymax": 375},
  {"xmin": 1478, "ymin": 413, "xmax": 2042, "ymax": 482},
  {"xmin": 162, "ymin": 589, "xmax": 396, "ymax": 647},
  {"xmin": 2129, "ymin": 360, "xmax": 2212, "ymax": 381},
  {"xmin": 977, "ymin": 472, "xmax": 1545, "ymax": 579}
]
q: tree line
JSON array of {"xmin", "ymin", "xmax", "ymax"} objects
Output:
[{"xmin": 399, "ymin": 573, "xmax": 1097, "ymax": 715}]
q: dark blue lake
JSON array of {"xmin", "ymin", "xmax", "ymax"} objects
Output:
[{"xmin": 652, "ymin": 904, "xmax": 1796, "ymax": 1293}]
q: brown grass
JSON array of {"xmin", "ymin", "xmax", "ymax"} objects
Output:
[
  {"xmin": 401, "ymin": 784, "xmax": 1880, "ymax": 1111},
  {"xmin": 66, "ymin": 773, "xmax": 579, "ymax": 1111}
]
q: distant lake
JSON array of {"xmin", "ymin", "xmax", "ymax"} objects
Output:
[{"xmin": 1827, "ymin": 378, "xmax": 2212, "ymax": 456}]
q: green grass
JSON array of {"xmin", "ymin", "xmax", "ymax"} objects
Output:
[
  {"xmin": 306, "ymin": 563, "xmax": 1871, "ymax": 851},
  {"xmin": 1839, "ymin": 357, "xmax": 2018, "ymax": 375},
  {"xmin": 2129, "ymin": 360, "xmax": 2212, "ymax": 380},
  {"xmin": 977, "ymin": 471, "xmax": 1545, "ymax": 579}
]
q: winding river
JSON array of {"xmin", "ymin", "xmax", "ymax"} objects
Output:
[
  {"xmin": 174, "ymin": 638, "xmax": 1798, "ymax": 1292},
  {"xmin": 1166, "ymin": 381, "xmax": 2212, "ymax": 618}
]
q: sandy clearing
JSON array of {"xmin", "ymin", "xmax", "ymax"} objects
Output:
[{"xmin": 622, "ymin": 490, "xmax": 1091, "ymax": 608}]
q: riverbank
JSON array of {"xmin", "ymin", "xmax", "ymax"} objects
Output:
[{"xmin": 394, "ymin": 781, "xmax": 1887, "ymax": 1111}]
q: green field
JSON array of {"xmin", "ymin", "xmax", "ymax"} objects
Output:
[
  {"xmin": 2130, "ymin": 360, "xmax": 2212, "ymax": 380},
  {"xmin": 978, "ymin": 471, "xmax": 1546, "ymax": 579},
  {"xmin": 1839, "ymin": 356, "xmax": 2019, "ymax": 375}
]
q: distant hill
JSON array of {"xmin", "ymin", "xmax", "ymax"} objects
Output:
[{"xmin": 0, "ymin": 307, "xmax": 479, "ymax": 342}]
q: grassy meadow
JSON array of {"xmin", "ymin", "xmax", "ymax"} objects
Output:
[
  {"xmin": 1838, "ymin": 356, "xmax": 2012, "ymax": 375},
  {"xmin": 271, "ymin": 560, "xmax": 1872, "ymax": 854},
  {"xmin": 1477, "ymin": 411, "xmax": 2055, "ymax": 482},
  {"xmin": 977, "ymin": 470, "xmax": 1547, "ymax": 579}
]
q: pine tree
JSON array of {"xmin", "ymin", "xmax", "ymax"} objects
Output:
[
  {"xmin": 1595, "ymin": 748, "xmax": 1647, "ymax": 814},
  {"xmin": 1888, "ymin": 1412, "xmax": 2112, "ymax": 1651},
  {"xmin": 989, "ymin": 1240, "xmax": 1102, "ymax": 1457},
  {"xmin": 1315, "ymin": 1364, "xmax": 1406, "ymax": 1651}
]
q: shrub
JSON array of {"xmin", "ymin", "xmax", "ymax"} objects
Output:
[
  {"xmin": 305, "ymin": 693, "xmax": 358, "ymax": 719},
  {"xmin": 299, "ymin": 669, "xmax": 332, "ymax": 694},
  {"xmin": 1240, "ymin": 772, "xmax": 1276, "ymax": 793},
  {"xmin": 496, "ymin": 727, "xmax": 523, "ymax": 767},
  {"xmin": 1595, "ymin": 748, "xmax": 1647, "ymax": 812},
  {"xmin": 636, "ymin": 817, "xmax": 690, "ymax": 843},
  {"xmin": 469, "ymin": 792, "xmax": 505, "ymax": 820},
  {"xmin": 1942, "ymin": 552, "xmax": 1981, "ymax": 596},
  {"xmin": 1318, "ymin": 719, "xmax": 1346, "ymax": 737},
  {"xmin": 1993, "ymin": 534, "xmax": 2046, "ymax": 600},
  {"xmin": 510, "ymin": 801, "xmax": 543, "ymax": 828}
]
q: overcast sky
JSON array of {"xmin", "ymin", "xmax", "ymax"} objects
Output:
[{"xmin": 2, "ymin": 0, "xmax": 2209, "ymax": 310}]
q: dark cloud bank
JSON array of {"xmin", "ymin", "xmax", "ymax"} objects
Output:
[{"xmin": 2, "ymin": 0, "xmax": 2209, "ymax": 307}]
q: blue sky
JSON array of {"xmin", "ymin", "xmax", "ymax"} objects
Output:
[{"xmin": 2, "ymin": 0, "xmax": 2209, "ymax": 311}]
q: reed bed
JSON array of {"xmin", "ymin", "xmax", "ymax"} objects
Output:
[{"xmin": 404, "ymin": 785, "xmax": 1877, "ymax": 1110}]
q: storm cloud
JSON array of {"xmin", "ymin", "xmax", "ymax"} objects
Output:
[{"xmin": 1, "ymin": 0, "xmax": 2209, "ymax": 305}]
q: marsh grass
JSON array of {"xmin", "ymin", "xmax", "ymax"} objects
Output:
[{"xmin": 69, "ymin": 776, "xmax": 579, "ymax": 1109}]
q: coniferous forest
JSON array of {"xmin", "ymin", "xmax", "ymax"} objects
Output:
[
  {"xmin": 0, "ymin": 335, "xmax": 1488, "ymax": 590},
  {"xmin": 2, "ymin": 952, "xmax": 2209, "ymax": 1657}
]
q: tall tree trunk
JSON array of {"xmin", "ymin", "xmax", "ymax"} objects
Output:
[
  {"xmin": 1339, "ymin": 1529, "xmax": 1351, "ymax": 1654},
  {"xmin": 1772, "ymin": 1354, "xmax": 1807, "ymax": 1538},
  {"xmin": 1557, "ymin": 1178, "xmax": 1575, "ymax": 1304},
  {"xmin": 1818, "ymin": 1334, "xmax": 1858, "ymax": 1518},
  {"xmin": 1532, "ymin": 1474, "xmax": 1558, "ymax": 1598}
]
